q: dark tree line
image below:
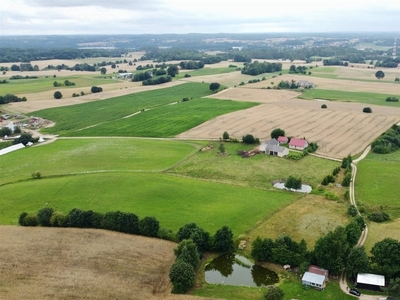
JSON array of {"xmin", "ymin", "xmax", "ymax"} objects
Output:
[
  {"xmin": 0, "ymin": 94, "xmax": 27, "ymax": 104},
  {"xmin": 241, "ymin": 61, "xmax": 282, "ymax": 75},
  {"xmin": 371, "ymin": 124, "xmax": 400, "ymax": 154}
]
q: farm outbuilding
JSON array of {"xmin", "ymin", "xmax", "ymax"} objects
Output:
[
  {"xmin": 302, "ymin": 271, "xmax": 326, "ymax": 290},
  {"xmin": 259, "ymin": 139, "xmax": 279, "ymax": 152},
  {"xmin": 356, "ymin": 273, "xmax": 385, "ymax": 291},
  {"xmin": 277, "ymin": 136, "xmax": 288, "ymax": 144},
  {"xmin": 0, "ymin": 143, "xmax": 25, "ymax": 156},
  {"xmin": 259, "ymin": 139, "xmax": 289, "ymax": 157}
]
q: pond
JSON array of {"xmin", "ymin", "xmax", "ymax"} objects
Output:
[
  {"xmin": 205, "ymin": 254, "xmax": 279, "ymax": 287},
  {"xmin": 273, "ymin": 182, "xmax": 312, "ymax": 193}
]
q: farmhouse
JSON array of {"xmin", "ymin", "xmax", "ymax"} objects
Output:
[
  {"xmin": 259, "ymin": 139, "xmax": 279, "ymax": 152},
  {"xmin": 289, "ymin": 137, "xmax": 308, "ymax": 150},
  {"xmin": 259, "ymin": 139, "xmax": 289, "ymax": 157},
  {"xmin": 356, "ymin": 273, "xmax": 385, "ymax": 291},
  {"xmin": 302, "ymin": 271, "xmax": 326, "ymax": 290}
]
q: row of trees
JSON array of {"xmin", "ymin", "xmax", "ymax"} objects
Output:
[
  {"xmin": 53, "ymin": 80, "xmax": 75, "ymax": 87},
  {"xmin": 142, "ymin": 75, "xmax": 172, "ymax": 86},
  {"xmin": 179, "ymin": 60, "xmax": 205, "ymax": 69},
  {"xmin": 19, "ymin": 208, "xmax": 161, "ymax": 238},
  {"xmin": 10, "ymin": 63, "xmax": 39, "ymax": 71},
  {"xmin": 0, "ymin": 94, "xmax": 27, "ymax": 104}
]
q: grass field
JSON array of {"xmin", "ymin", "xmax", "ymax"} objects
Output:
[
  {"xmin": 299, "ymin": 89, "xmax": 400, "ymax": 107},
  {"xmin": 355, "ymin": 151, "xmax": 400, "ymax": 215},
  {"xmin": 0, "ymin": 138, "xmax": 199, "ymax": 186},
  {"xmin": 363, "ymin": 219, "xmax": 400, "ymax": 253},
  {"xmin": 0, "ymin": 172, "xmax": 298, "ymax": 235},
  {"xmin": 168, "ymin": 142, "xmax": 341, "ymax": 189},
  {"xmin": 1, "ymin": 75, "xmax": 120, "ymax": 95},
  {"xmin": 176, "ymin": 67, "xmax": 237, "ymax": 78},
  {"xmin": 32, "ymin": 82, "xmax": 256, "ymax": 137}
]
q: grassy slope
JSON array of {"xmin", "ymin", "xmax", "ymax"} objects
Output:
[
  {"xmin": 299, "ymin": 89, "xmax": 400, "ymax": 107},
  {"xmin": 0, "ymin": 172, "xmax": 298, "ymax": 235},
  {"xmin": 2, "ymin": 75, "xmax": 120, "ymax": 94},
  {"xmin": 0, "ymin": 138, "xmax": 198, "ymax": 186}
]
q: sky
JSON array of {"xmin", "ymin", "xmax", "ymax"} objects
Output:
[{"xmin": 0, "ymin": 0, "xmax": 400, "ymax": 35}]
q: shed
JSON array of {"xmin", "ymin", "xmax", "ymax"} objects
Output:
[
  {"xmin": 265, "ymin": 144, "xmax": 289, "ymax": 157},
  {"xmin": 356, "ymin": 273, "xmax": 385, "ymax": 290},
  {"xmin": 302, "ymin": 271, "xmax": 326, "ymax": 290},
  {"xmin": 259, "ymin": 138, "xmax": 279, "ymax": 152}
]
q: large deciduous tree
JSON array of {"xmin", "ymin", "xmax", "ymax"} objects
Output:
[
  {"xmin": 371, "ymin": 238, "xmax": 400, "ymax": 279},
  {"xmin": 169, "ymin": 259, "xmax": 195, "ymax": 294},
  {"xmin": 213, "ymin": 226, "xmax": 234, "ymax": 252},
  {"xmin": 53, "ymin": 91, "xmax": 63, "ymax": 99},
  {"xmin": 375, "ymin": 70, "xmax": 385, "ymax": 80},
  {"xmin": 345, "ymin": 246, "xmax": 370, "ymax": 280},
  {"xmin": 138, "ymin": 216, "xmax": 159, "ymax": 237},
  {"xmin": 270, "ymin": 128, "xmax": 285, "ymax": 139},
  {"xmin": 167, "ymin": 65, "xmax": 179, "ymax": 77},
  {"xmin": 209, "ymin": 82, "xmax": 220, "ymax": 92}
]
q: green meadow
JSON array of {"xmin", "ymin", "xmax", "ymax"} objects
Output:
[
  {"xmin": 299, "ymin": 89, "xmax": 400, "ymax": 106},
  {"xmin": 0, "ymin": 172, "xmax": 298, "ymax": 234},
  {"xmin": 33, "ymin": 82, "xmax": 257, "ymax": 137},
  {"xmin": 355, "ymin": 151, "xmax": 400, "ymax": 216},
  {"xmin": 0, "ymin": 138, "xmax": 199, "ymax": 186},
  {"xmin": 2, "ymin": 75, "xmax": 120, "ymax": 95}
]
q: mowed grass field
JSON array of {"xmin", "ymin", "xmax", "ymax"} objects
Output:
[
  {"xmin": 32, "ymin": 82, "xmax": 257, "ymax": 137},
  {"xmin": 0, "ymin": 138, "xmax": 199, "ymax": 186}
]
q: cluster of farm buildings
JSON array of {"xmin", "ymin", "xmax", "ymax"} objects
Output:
[{"xmin": 259, "ymin": 136, "xmax": 308, "ymax": 157}]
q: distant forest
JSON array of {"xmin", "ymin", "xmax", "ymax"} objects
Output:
[{"xmin": 0, "ymin": 33, "xmax": 397, "ymax": 63}]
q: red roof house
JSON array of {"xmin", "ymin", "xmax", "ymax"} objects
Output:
[
  {"xmin": 277, "ymin": 136, "xmax": 288, "ymax": 144},
  {"xmin": 289, "ymin": 137, "xmax": 308, "ymax": 150},
  {"xmin": 308, "ymin": 265, "xmax": 329, "ymax": 279}
]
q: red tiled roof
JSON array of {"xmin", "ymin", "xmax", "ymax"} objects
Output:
[
  {"xmin": 308, "ymin": 265, "xmax": 328, "ymax": 277},
  {"xmin": 277, "ymin": 136, "xmax": 288, "ymax": 142},
  {"xmin": 289, "ymin": 137, "xmax": 307, "ymax": 147}
]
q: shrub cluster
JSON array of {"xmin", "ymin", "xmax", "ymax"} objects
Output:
[
  {"xmin": 241, "ymin": 61, "xmax": 282, "ymax": 75},
  {"xmin": 142, "ymin": 75, "xmax": 172, "ymax": 86},
  {"xmin": 371, "ymin": 124, "xmax": 400, "ymax": 154},
  {"xmin": 179, "ymin": 60, "xmax": 204, "ymax": 69},
  {"xmin": 368, "ymin": 211, "xmax": 390, "ymax": 223},
  {"xmin": 0, "ymin": 94, "xmax": 27, "ymax": 104},
  {"xmin": 284, "ymin": 175, "xmax": 302, "ymax": 190},
  {"xmin": 91, "ymin": 86, "xmax": 103, "ymax": 93},
  {"xmin": 386, "ymin": 96, "xmax": 399, "ymax": 102},
  {"xmin": 242, "ymin": 134, "xmax": 260, "ymax": 144}
]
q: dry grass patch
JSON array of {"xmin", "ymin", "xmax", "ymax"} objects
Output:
[
  {"xmin": 0, "ymin": 226, "xmax": 213, "ymax": 300},
  {"xmin": 246, "ymin": 195, "xmax": 350, "ymax": 250},
  {"xmin": 363, "ymin": 219, "xmax": 400, "ymax": 254},
  {"xmin": 178, "ymin": 87, "xmax": 400, "ymax": 158}
]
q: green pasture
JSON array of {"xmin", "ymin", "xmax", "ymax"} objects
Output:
[
  {"xmin": 299, "ymin": 89, "xmax": 400, "ymax": 107},
  {"xmin": 355, "ymin": 151, "xmax": 400, "ymax": 211},
  {"xmin": 66, "ymin": 98, "xmax": 257, "ymax": 137},
  {"xmin": 168, "ymin": 142, "xmax": 340, "ymax": 189},
  {"xmin": 0, "ymin": 172, "xmax": 298, "ymax": 234},
  {"xmin": 0, "ymin": 138, "xmax": 198, "ymax": 186},
  {"xmin": 1, "ymin": 75, "xmax": 120, "ymax": 95},
  {"xmin": 33, "ymin": 82, "xmax": 215, "ymax": 135},
  {"xmin": 176, "ymin": 67, "xmax": 237, "ymax": 78}
]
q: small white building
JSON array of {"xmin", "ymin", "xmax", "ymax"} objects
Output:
[
  {"xmin": 356, "ymin": 273, "xmax": 385, "ymax": 289},
  {"xmin": 302, "ymin": 272, "xmax": 326, "ymax": 290}
]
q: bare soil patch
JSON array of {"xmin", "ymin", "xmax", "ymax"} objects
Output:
[
  {"xmin": 177, "ymin": 87, "xmax": 400, "ymax": 158},
  {"xmin": 0, "ymin": 226, "xmax": 213, "ymax": 300}
]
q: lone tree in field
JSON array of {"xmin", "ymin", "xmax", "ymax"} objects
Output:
[
  {"xmin": 53, "ymin": 91, "xmax": 62, "ymax": 99},
  {"xmin": 363, "ymin": 107, "xmax": 372, "ymax": 113},
  {"xmin": 375, "ymin": 70, "xmax": 385, "ymax": 80},
  {"xmin": 100, "ymin": 67, "xmax": 107, "ymax": 74},
  {"xmin": 270, "ymin": 128, "xmax": 285, "ymax": 139},
  {"xmin": 209, "ymin": 82, "xmax": 221, "ymax": 92},
  {"xmin": 222, "ymin": 131, "xmax": 230, "ymax": 140},
  {"xmin": 167, "ymin": 65, "xmax": 179, "ymax": 77}
]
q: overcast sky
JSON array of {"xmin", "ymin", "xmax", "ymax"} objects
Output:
[{"xmin": 1, "ymin": 0, "xmax": 399, "ymax": 35}]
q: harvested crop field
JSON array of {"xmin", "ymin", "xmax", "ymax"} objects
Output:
[
  {"xmin": 177, "ymin": 87, "xmax": 400, "ymax": 158},
  {"xmin": 0, "ymin": 226, "xmax": 213, "ymax": 300}
]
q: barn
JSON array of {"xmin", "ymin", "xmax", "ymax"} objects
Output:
[{"xmin": 356, "ymin": 273, "xmax": 385, "ymax": 291}]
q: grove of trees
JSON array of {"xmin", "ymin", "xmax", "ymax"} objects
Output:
[{"xmin": 241, "ymin": 61, "xmax": 282, "ymax": 76}]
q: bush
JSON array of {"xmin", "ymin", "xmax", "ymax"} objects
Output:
[
  {"xmin": 31, "ymin": 171, "xmax": 41, "ymax": 179},
  {"xmin": 348, "ymin": 205, "xmax": 358, "ymax": 217},
  {"xmin": 386, "ymin": 96, "xmax": 399, "ymax": 102},
  {"xmin": 341, "ymin": 173, "xmax": 352, "ymax": 187},
  {"xmin": 242, "ymin": 134, "xmax": 255, "ymax": 144},
  {"xmin": 174, "ymin": 239, "xmax": 200, "ymax": 270},
  {"xmin": 321, "ymin": 174, "xmax": 335, "ymax": 185},
  {"xmin": 37, "ymin": 207, "xmax": 54, "ymax": 227},
  {"xmin": 213, "ymin": 226, "xmax": 234, "ymax": 252},
  {"xmin": 184, "ymin": 74, "xmax": 191, "ymax": 77},
  {"xmin": 321, "ymin": 104, "xmax": 327, "ymax": 108},
  {"xmin": 222, "ymin": 131, "xmax": 230, "ymax": 140},
  {"xmin": 50, "ymin": 211, "xmax": 68, "ymax": 227},
  {"xmin": 18, "ymin": 212, "xmax": 28, "ymax": 226},
  {"xmin": 21, "ymin": 214, "xmax": 38, "ymax": 226},
  {"xmin": 91, "ymin": 86, "xmax": 103, "ymax": 93},
  {"xmin": 158, "ymin": 227, "xmax": 177, "ymax": 241},
  {"xmin": 368, "ymin": 211, "xmax": 390, "ymax": 223},
  {"xmin": 182, "ymin": 97, "xmax": 189, "ymax": 102},
  {"xmin": 264, "ymin": 285, "xmax": 284, "ymax": 300},
  {"xmin": 285, "ymin": 175, "xmax": 302, "ymax": 190},
  {"xmin": 138, "ymin": 216, "xmax": 160, "ymax": 237},
  {"xmin": 363, "ymin": 107, "xmax": 372, "ymax": 113},
  {"xmin": 169, "ymin": 259, "xmax": 195, "ymax": 294},
  {"xmin": 53, "ymin": 91, "xmax": 62, "ymax": 99}
]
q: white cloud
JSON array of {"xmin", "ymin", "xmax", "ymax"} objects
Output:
[{"xmin": 0, "ymin": 0, "xmax": 399, "ymax": 35}]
